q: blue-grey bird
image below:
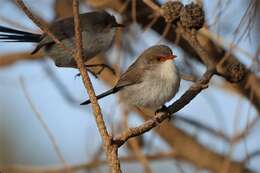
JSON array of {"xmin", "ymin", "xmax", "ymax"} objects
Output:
[{"xmin": 0, "ymin": 11, "xmax": 124, "ymax": 69}]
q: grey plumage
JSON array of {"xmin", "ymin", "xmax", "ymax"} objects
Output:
[
  {"xmin": 0, "ymin": 11, "xmax": 123, "ymax": 68},
  {"xmin": 81, "ymin": 45, "xmax": 181, "ymax": 111}
]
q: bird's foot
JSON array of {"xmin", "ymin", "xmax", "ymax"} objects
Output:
[
  {"xmin": 74, "ymin": 64, "xmax": 116, "ymax": 79},
  {"xmin": 155, "ymin": 105, "xmax": 168, "ymax": 114},
  {"xmin": 74, "ymin": 68, "xmax": 98, "ymax": 79},
  {"xmin": 85, "ymin": 64, "xmax": 116, "ymax": 75},
  {"xmin": 155, "ymin": 105, "xmax": 172, "ymax": 121}
]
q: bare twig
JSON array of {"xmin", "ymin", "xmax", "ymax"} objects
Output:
[
  {"xmin": 13, "ymin": 0, "xmax": 121, "ymax": 172},
  {"xmin": 199, "ymin": 28, "xmax": 255, "ymax": 60},
  {"xmin": 41, "ymin": 60, "xmax": 76, "ymax": 103},
  {"xmin": 244, "ymin": 150, "xmax": 260, "ymax": 164},
  {"xmin": 128, "ymin": 138, "xmax": 153, "ymax": 173},
  {"xmin": 0, "ymin": 51, "xmax": 44, "ymax": 67},
  {"xmin": 71, "ymin": 1, "xmax": 121, "ymax": 172},
  {"xmin": 124, "ymin": 112, "xmax": 153, "ymax": 173},
  {"xmin": 143, "ymin": 0, "xmax": 162, "ymax": 15},
  {"xmin": 1, "ymin": 151, "xmax": 178, "ymax": 173},
  {"xmin": 131, "ymin": 0, "xmax": 137, "ymax": 23},
  {"xmin": 231, "ymin": 116, "xmax": 259, "ymax": 143},
  {"xmin": 19, "ymin": 77, "xmax": 69, "ymax": 172},
  {"xmin": 14, "ymin": 1, "xmax": 60, "ymax": 45},
  {"xmin": 114, "ymin": 69, "xmax": 215, "ymax": 146},
  {"xmin": 15, "ymin": 0, "xmax": 71, "ymax": 54},
  {"xmin": 174, "ymin": 116, "xmax": 230, "ymax": 142}
]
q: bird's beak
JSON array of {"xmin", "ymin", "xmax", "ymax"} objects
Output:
[
  {"xmin": 164, "ymin": 54, "xmax": 177, "ymax": 60},
  {"xmin": 112, "ymin": 23, "xmax": 125, "ymax": 28}
]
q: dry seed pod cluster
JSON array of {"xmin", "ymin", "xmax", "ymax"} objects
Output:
[
  {"xmin": 161, "ymin": 1, "xmax": 205, "ymax": 30},
  {"xmin": 217, "ymin": 60, "xmax": 246, "ymax": 83},
  {"xmin": 161, "ymin": 1, "xmax": 183, "ymax": 23},
  {"xmin": 180, "ymin": 3, "xmax": 205, "ymax": 30}
]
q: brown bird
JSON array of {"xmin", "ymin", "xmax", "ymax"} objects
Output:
[{"xmin": 81, "ymin": 45, "xmax": 181, "ymax": 113}]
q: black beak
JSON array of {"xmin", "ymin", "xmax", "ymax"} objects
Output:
[{"xmin": 112, "ymin": 23, "xmax": 125, "ymax": 28}]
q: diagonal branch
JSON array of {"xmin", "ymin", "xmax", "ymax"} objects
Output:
[
  {"xmin": 15, "ymin": 0, "xmax": 68, "ymax": 52},
  {"xmin": 119, "ymin": 0, "xmax": 260, "ymax": 112},
  {"xmin": 0, "ymin": 51, "xmax": 44, "ymax": 67},
  {"xmin": 14, "ymin": 0, "xmax": 121, "ymax": 172},
  {"xmin": 71, "ymin": 1, "xmax": 121, "ymax": 173},
  {"xmin": 20, "ymin": 78, "xmax": 70, "ymax": 172},
  {"xmin": 114, "ymin": 69, "xmax": 215, "ymax": 146},
  {"xmin": 1, "ymin": 151, "xmax": 178, "ymax": 173}
]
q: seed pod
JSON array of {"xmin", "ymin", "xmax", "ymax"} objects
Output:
[
  {"xmin": 180, "ymin": 3, "xmax": 205, "ymax": 30},
  {"xmin": 217, "ymin": 60, "xmax": 246, "ymax": 83},
  {"xmin": 161, "ymin": 1, "xmax": 184, "ymax": 23}
]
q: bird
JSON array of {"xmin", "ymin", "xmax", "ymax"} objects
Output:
[
  {"xmin": 81, "ymin": 45, "xmax": 181, "ymax": 113},
  {"xmin": 0, "ymin": 11, "xmax": 124, "ymax": 73}
]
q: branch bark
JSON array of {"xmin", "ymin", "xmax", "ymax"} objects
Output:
[
  {"xmin": 1, "ymin": 151, "xmax": 178, "ymax": 173},
  {"xmin": 114, "ymin": 69, "xmax": 214, "ymax": 146},
  {"xmin": 0, "ymin": 51, "xmax": 43, "ymax": 67},
  {"xmin": 71, "ymin": 1, "xmax": 121, "ymax": 172},
  {"xmin": 13, "ymin": 0, "xmax": 121, "ymax": 172}
]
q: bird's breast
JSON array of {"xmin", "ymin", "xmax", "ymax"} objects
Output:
[
  {"xmin": 120, "ymin": 60, "xmax": 180, "ymax": 109},
  {"xmin": 142, "ymin": 61, "xmax": 180, "ymax": 108}
]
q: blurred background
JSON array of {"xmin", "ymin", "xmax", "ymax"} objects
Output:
[{"xmin": 0, "ymin": 0, "xmax": 259, "ymax": 173}]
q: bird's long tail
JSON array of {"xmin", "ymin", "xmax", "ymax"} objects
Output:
[
  {"xmin": 0, "ymin": 25, "xmax": 41, "ymax": 42},
  {"xmin": 80, "ymin": 87, "xmax": 122, "ymax": 105}
]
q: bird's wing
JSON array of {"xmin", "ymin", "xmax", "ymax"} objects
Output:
[
  {"xmin": 49, "ymin": 17, "xmax": 75, "ymax": 40},
  {"xmin": 116, "ymin": 64, "xmax": 147, "ymax": 88},
  {"xmin": 81, "ymin": 59, "xmax": 146, "ymax": 105},
  {"xmin": 31, "ymin": 17, "xmax": 75, "ymax": 54}
]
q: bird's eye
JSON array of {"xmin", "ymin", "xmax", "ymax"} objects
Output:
[
  {"xmin": 104, "ymin": 21, "xmax": 109, "ymax": 26},
  {"xmin": 156, "ymin": 56, "xmax": 163, "ymax": 62}
]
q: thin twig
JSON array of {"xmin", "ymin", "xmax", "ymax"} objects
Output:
[
  {"xmin": 114, "ymin": 69, "xmax": 215, "ymax": 146},
  {"xmin": 71, "ymin": 1, "xmax": 121, "ymax": 173},
  {"xmin": 143, "ymin": 0, "xmax": 162, "ymax": 15},
  {"xmin": 15, "ymin": 0, "xmax": 71, "ymax": 54},
  {"xmin": 124, "ymin": 112, "xmax": 153, "ymax": 173},
  {"xmin": 41, "ymin": 60, "xmax": 76, "ymax": 103},
  {"xmin": 199, "ymin": 28, "xmax": 255, "ymax": 60},
  {"xmin": 14, "ymin": 0, "xmax": 121, "ymax": 172},
  {"xmin": 244, "ymin": 150, "xmax": 260, "ymax": 164},
  {"xmin": 174, "ymin": 116, "xmax": 230, "ymax": 142},
  {"xmin": 1, "ymin": 151, "xmax": 177, "ymax": 173},
  {"xmin": 0, "ymin": 51, "xmax": 44, "ymax": 67},
  {"xmin": 131, "ymin": 0, "xmax": 137, "ymax": 23},
  {"xmin": 19, "ymin": 77, "xmax": 70, "ymax": 172},
  {"xmin": 128, "ymin": 138, "xmax": 153, "ymax": 173}
]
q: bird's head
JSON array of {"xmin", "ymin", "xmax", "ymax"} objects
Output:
[
  {"xmin": 141, "ymin": 45, "xmax": 177, "ymax": 66},
  {"xmin": 82, "ymin": 11, "xmax": 124, "ymax": 32}
]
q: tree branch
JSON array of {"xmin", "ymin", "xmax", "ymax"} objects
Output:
[
  {"xmin": 0, "ymin": 51, "xmax": 43, "ymax": 67},
  {"xmin": 1, "ymin": 151, "xmax": 178, "ymax": 173},
  {"xmin": 71, "ymin": 1, "xmax": 121, "ymax": 173},
  {"xmin": 121, "ymin": 0, "xmax": 260, "ymax": 112},
  {"xmin": 114, "ymin": 69, "xmax": 214, "ymax": 146}
]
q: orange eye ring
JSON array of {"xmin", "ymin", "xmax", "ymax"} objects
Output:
[
  {"xmin": 156, "ymin": 56, "xmax": 164, "ymax": 62},
  {"xmin": 156, "ymin": 54, "xmax": 177, "ymax": 62}
]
